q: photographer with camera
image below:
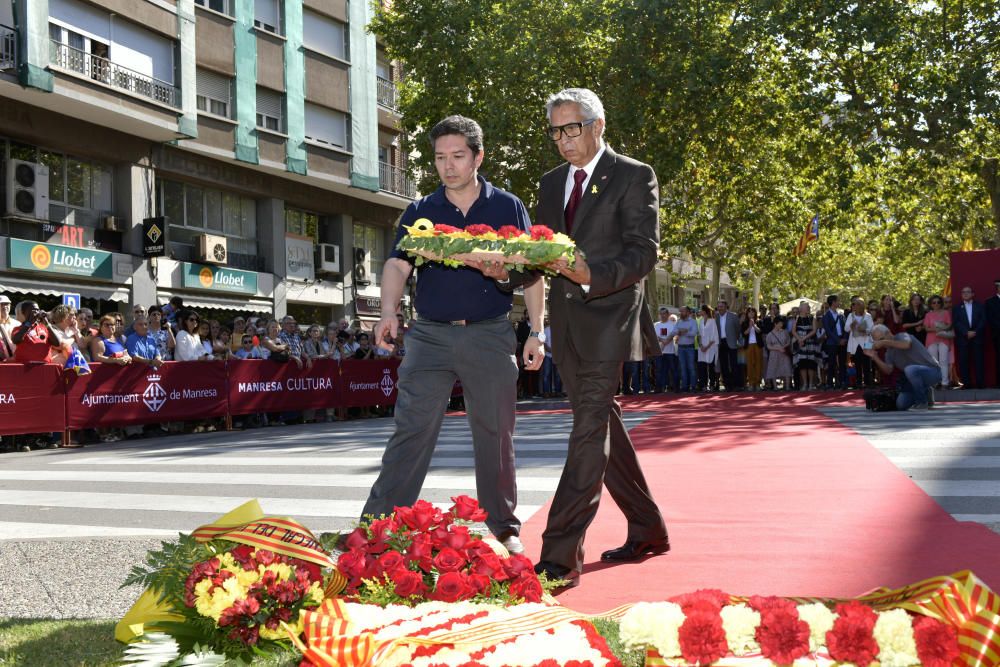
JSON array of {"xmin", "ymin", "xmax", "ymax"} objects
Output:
[
  {"xmin": 11, "ymin": 301, "xmax": 63, "ymax": 364},
  {"xmin": 864, "ymin": 324, "xmax": 941, "ymax": 411}
]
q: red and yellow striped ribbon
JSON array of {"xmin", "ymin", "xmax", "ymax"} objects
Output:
[
  {"xmin": 192, "ymin": 516, "xmax": 338, "ymax": 570},
  {"xmin": 292, "ymin": 598, "xmax": 634, "ymax": 667}
]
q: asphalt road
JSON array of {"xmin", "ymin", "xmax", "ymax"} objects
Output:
[{"xmin": 2, "ymin": 398, "xmax": 998, "ymax": 621}]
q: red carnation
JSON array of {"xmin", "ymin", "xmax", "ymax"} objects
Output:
[
  {"xmin": 749, "ymin": 595, "xmax": 798, "ymax": 616},
  {"xmin": 433, "ymin": 547, "xmax": 467, "ymax": 573},
  {"xmin": 464, "ymin": 224, "xmax": 494, "ymax": 236},
  {"xmin": 502, "ymin": 553, "xmax": 535, "ymax": 579},
  {"xmin": 434, "ymin": 224, "xmax": 462, "ymax": 234},
  {"xmin": 299, "ymin": 561, "xmax": 322, "ymax": 583},
  {"xmin": 497, "ymin": 225, "xmax": 526, "ymax": 239},
  {"xmin": 671, "ymin": 589, "xmax": 731, "ymax": 614},
  {"xmin": 678, "ymin": 608, "xmax": 729, "ymax": 666},
  {"xmin": 530, "ymin": 225, "xmax": 554, "ymax": 241},
  {"xmin": 391, "ymin": 569, "xmax": 427, "ymax": 598},
  {"xmin": 913, "ymin": 616, "xmax": 960, "ymax": 667},
  {"xmin": 230, "ymin": 544, "xmax": 255, "ymax": 566},
  {"xmin": 450, "ymin": 495, "xmax": 489, "ymax": 522},
  {"xmin": 508, "ymin": 572, "xmax": 544, "ymax": 603},
  {"xmin": 826, "ymin": 602, "xmax": 879, "ymax": 666},
  {"xmin": 433, "ymin": 571, "xmax": 472, "ymax": 602},
  {"xmin": 756, "ymin": 607, "xmax": 810, "ymax": 665}
]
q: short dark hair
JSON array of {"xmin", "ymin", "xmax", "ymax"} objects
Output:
[
  {"xmin": 827, "ymin": 294, "xmax": 838, "ymax": 306},
  {"xmin": 148, "ymin": 304, "xmax": 163, "ymax": 315},
  {"xmin": 429, "ymin": 115, "xmax": 484, "ymax": 155},
  {"xmin": 169, "ymin": 296, "xmax": 184, "ymax": 307}
]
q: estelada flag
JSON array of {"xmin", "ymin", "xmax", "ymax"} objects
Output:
[
  {"xmin": 793, "ymin": 214, "xmax": 820, "ymax": 257},
  {"xmin": 943, "ymin": 238, "xmax": 975, "ymax": 298}
]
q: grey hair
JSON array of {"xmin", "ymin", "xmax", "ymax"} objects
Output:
[
  {"xmin": 545, "ymin": 88, "xmax": 605, "ymax": 124},
  {"xmin": 871, "ymin": 324, "xmax": 890, "ymax": 338}
]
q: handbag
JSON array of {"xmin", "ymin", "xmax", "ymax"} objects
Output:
[{"xmin": 936, "ymin": 330, "xmax": 955, "ymax": 339}]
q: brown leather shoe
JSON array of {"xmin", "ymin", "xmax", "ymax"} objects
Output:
[{"xmin": 600, "ymin": 538, "xmax": 670, "ymax": 562}]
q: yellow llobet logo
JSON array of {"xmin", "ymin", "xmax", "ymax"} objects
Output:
[
  {"xmin": 30, "ymin": 244, "xmax": 52, "ymax": 270},
  {"xmin": 198, "ymin": 267, "xmax": 214, "ymax": 288}
]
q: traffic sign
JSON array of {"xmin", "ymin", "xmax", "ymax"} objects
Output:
[{"xmin": 62, "ymin": 293, "xmax": 81, "ymax": 310}]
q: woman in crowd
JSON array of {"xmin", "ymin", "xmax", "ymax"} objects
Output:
[
  {"xmin": 147, "ymin": 305, "xmax": 175, "ymax": 361},
  {"xmin": 91, "ymin": 314, "xmax": 132, "ymax": 366},
  {"xmin": 260, "ymin": 320, "xmax": 293, "ymax": 364},
  {"xmin": 792, "ymin": 303, "xmax": 820, "ymax": 391},
  {"xmin": 303, "ymin": 324, "xmax": 327, "ymax": 360},
  {"xmin": 923, "ymin": 294, "xmax": 953, "ymax": 389},
  {"xmin": 230, "ymin": 317, "xmax": 247, "ymax": 353},
  {"xmin": 764, "ymin": 315, "xmax": 792, "ymax": 390},
  {"xmin": 353, "ymin": 332, "xmax": 376, "ymax": 360},
  {"xmin": 741, "ymin": 307, "xmax": 763, "ymax": 391},
  {"xmin": 697, "ymin": 304, "xmax": 719, "ymax": 392},
  {"xmin": 175, "ymin": 309, "xmax": 213, "ymax": 361},
  {"xmin": 216, "ymin": 328, "xmax": 234, "ymax": 359},
  {"xmin": 879, "ymin": 294, "xmax": 903, "ymax": 334},
  {"xmin": 901, "ymin": 293, "xmax": 928, "ymax": 346},
  {"xmin": 845, "ymin": 297, "xmax": 874, "ymax": 388},
  {"xmin": 48, "ymin": 305, "xmax": 83, "ymax": 366},
  {"xmin": 196, "ymin": 320, "xmax": 215, "ymax": 358},
  {"xmin": 868, "ymin": 300, "xmax": 881, "ymax": 325}
]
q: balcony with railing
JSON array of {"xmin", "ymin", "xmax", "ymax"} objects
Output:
[
  {"xmin": 0, "ymin": 24, "xmax": 15, "ymax": 71},
  {"xmin": 50, "ymin": 40, "xmax": 179, "ymax": 107},
  {"xmin": 379, "ymin": 161, "xmax": 416, "ymax": 199},
  {"xmin": 376, "ymin": 76, "xmax": 398, "ymax": 111}
]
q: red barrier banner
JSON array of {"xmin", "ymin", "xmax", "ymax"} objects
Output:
[
  {"xmin": 0, "ymin": 363, "xmax": 66, "ymax": 436},
  {"xmin": 339, "ymin": 358, "xmax": 400, "ymax": 407},
  {"xmin": 65, "ymin": 361, "xmax": 228, "ymax": 429},
  {"xmin": 227, "ymin": 358, "xmax": 342, "ymax": 414}
]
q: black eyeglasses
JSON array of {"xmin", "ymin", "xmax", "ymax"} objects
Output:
[
  {"xmin": 547, "ymin": 118, "xmax": 597, "ymax": 141},
  {"xmin": 187, "ymin": 317, "xmax": 199, "ymax": 322}
]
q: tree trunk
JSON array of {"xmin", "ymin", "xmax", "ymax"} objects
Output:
[
  {"xmin": 710, "ymin": 258, "xmax": 722, "ymax": 307},
  {"xmin": 980, "ymin": 157, "xmax": 1000, "ymax": 247},
  {"xmin": 752, "ymin": 273, "xmax": 761, "ymax": 311}
]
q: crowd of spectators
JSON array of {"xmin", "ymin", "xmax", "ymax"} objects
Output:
[
  {"xmin": 608, "ymin": 284, "xmax": 1000, "ymax": 400},
  {"xmin": 0, "ymin": 294, "xmax": 412, "ymax": 450}
]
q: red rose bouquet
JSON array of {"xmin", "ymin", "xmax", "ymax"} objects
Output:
[
  {"xmin": 395, "ymin": 218, "xmax": 576, "ymax": 272},
  {"xmin": 337, "ymin": 495, "xmax": 549, "ymax": 606}
]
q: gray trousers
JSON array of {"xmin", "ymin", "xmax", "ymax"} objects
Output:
[{"xmin": 360, "ymin": 315, "xmax": 521, "ymax": 538}]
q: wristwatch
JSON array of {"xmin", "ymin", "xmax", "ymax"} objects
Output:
[{"xmin": 529, "ymin": 330, "xmax": 546, "ymax": 343}]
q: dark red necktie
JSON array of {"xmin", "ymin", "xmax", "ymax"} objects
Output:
[{"xmin": 564, "ymin": 169, "xmax": 587, "ymax": 233}]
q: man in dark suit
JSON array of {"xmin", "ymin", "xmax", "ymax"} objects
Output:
[
  {"xmin": 715, "ymin": 301, "xmax": 741, "ymax": 390},
  {"xmin": 953, "ymin": 285, "xmax": 987, "ymax": 389},
  {"xmin": 533, "ymin": 88, "xmax": 668, "ymax": 589},
  {"xmin": 986, "ymin": 279, "xmax": 1000, "ymax": 388},
  {"xmin": 822, "ymin": 294, "xmax": 848, "ymax": 389}
]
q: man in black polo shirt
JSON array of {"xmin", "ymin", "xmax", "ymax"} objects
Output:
[{"xmin": 359, "ymin": 115, "xmax": 545, "ymax": 554}]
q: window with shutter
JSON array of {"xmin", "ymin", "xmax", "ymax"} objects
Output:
[
  {"xmin": 304, "ymin": 103, "xmax": 348, "ymax": 149},
  {"xmin": 256, "ymin": 87, "xmax": 284, "ymax": 132},
  {"xmin": 196, "ymin": 68, "xmax": 232, "ymax": 118}
]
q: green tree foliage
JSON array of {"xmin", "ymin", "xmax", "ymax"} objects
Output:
[{"xmin": 370, "ymin": 0, "xmax": 998, "ymax": 298}]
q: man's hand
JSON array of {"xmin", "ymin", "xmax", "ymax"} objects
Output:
[
  {"xmin": 374, "ymin": 315, "xmax": 398, "ymax": 352},
  {"xmin": 523, "ymin": 337, "xmax": 544, "ymax": 371},
  {"xmin": 465, "ymin": 259, "xmax": 509, "ymax": 282},
  {"xmin": 548, "ymin": 251, "xmax": 591, "ymax": 286},
  {"xmin": 871, "ymin": 339, "xmax": 887, "ymax": 350},
  {"xmin": 968, "ymin": 331, "xmax": 976, "ymax": 339}
]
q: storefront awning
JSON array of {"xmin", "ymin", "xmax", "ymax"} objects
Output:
[
  {"xmin": 158, "ymin": 290, "xmax": 273, "ymax": 314},
  {"xmin": 0, "ymin": 275, "xmax": 131, "ymax": 302}
]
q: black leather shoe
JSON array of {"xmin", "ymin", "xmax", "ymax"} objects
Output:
[
  {"xmin": 600, "ymin": 538, "xmax": 670, "ymax": 562},
  {"xmin": 533, "ymin": 561, "xmax": 580, "ymax": 589}
]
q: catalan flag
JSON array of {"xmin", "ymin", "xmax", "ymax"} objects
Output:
[
  {"xmin": 793, "ymin": 214, "xmax": 820, "ymax": 257},
  {"xmin": 942, "ymin": 237, "xmax": 975, "ymax": 298}
]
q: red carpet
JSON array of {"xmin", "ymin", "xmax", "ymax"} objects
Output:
[{"xmin": 519, "ymin": 393, "xmax": 1000, "ymax": 613}]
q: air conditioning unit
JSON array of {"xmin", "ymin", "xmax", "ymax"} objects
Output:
[
  {"xmin": 353, "ymin": 247, "xmax": 370, "ymax": 285},
  {"xmin": 197, "ymin": 233, "xmax": 228, "ymax": 264},
  {"xmin": 315, "ymin": 243, "xmax": 341, "ymax": 274},
  {"xmin": 5, "ymin": 159, "xmax": 50, "ymax": 219}
]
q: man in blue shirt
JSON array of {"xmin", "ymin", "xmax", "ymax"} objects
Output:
[
  {"xmin": 125, "ymin": 315, "xmax": 164, "ymax": 368},
  {"xmin": 359, "ymin": 115, "xmax": 545, "ymax": 555}
]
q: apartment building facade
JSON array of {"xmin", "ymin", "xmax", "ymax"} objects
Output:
[{"xmin": 0, "ymin": 0, "xmax": 414, "ymax": 326}]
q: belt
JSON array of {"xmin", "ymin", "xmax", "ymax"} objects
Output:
[
  {"xmin": 422, "ymin": 314, "xmax": 508, "ymax": 327},
  {"xmin": 678, "ymin": 344, "xmax": 695, "ymax": 348}
]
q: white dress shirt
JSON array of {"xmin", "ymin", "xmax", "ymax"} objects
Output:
[
  {"xmin": 563, "ymin": 145, "xmax": 607, "ymax": 207},
  {"xmin": 965, "ymin": 301, "xmax": 973, "ymax": 325}
]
